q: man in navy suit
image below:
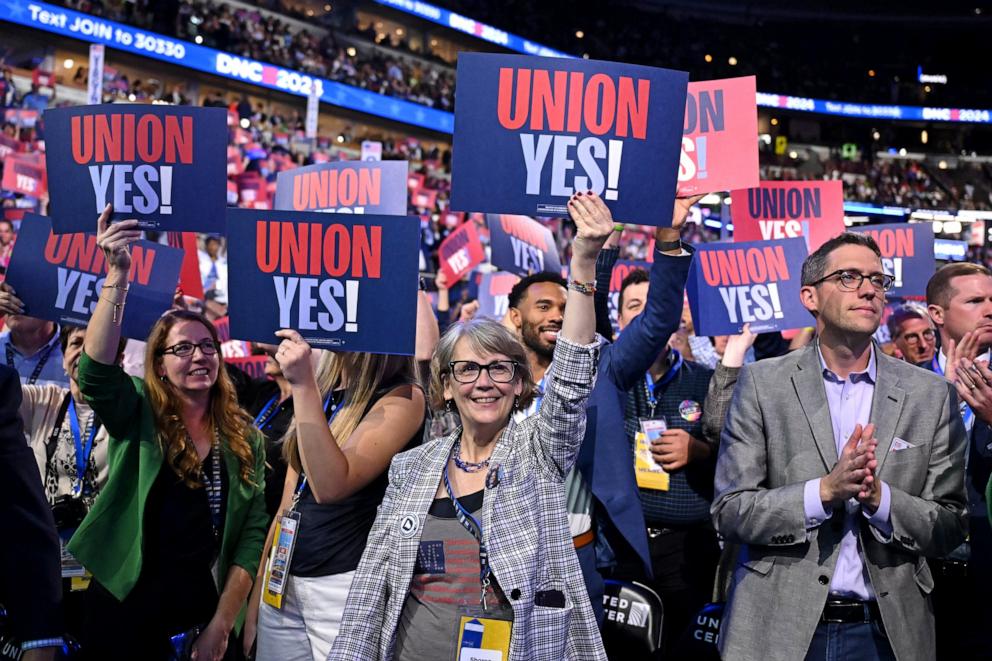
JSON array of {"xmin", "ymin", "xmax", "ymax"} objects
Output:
[
  {"xmin": 506, "ymin": 196, "xmax": 698, "ymax": 622},
  {"xmin": 921, "ymin": 262, "xmax": 992, "ymax": 658},
  {"xmin": 0, "ymin": 363, "xmax": 63, "ymax": 658}
]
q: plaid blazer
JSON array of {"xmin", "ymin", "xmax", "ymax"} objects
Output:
[{"xmin": 329, "ymin": 336, "xmax": 608, "ymax": 661}]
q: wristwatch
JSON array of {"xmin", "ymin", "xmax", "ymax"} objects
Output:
[{"xmin": 656, "ymin": 238, "xmax": 683, "ymax": 252}]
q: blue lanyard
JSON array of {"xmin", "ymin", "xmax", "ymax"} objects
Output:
[
  {"xmin": 533, "ymin": 373, "xmax": 547, "ymax": 412},
  {"xmin": 933, "ymin": 354, "xmax": 976, "ymax": 430},
  {"xmin": 253, "ymin": 394, "xmax": 282, "ymax": 430},
  {"xmin": 443, "ymin": 461, "xmax": 490, "ymax": 607},
  {"xmin": 294, "ymin": 398, "xmax": 341, "ymax": 504},
  {"xmin": 645, "ymin": 350, "xmax": 684, "ymax": 411},
  {"xmin": 67, "ymin": 398, "xmax": 98, "ymax": 496}
]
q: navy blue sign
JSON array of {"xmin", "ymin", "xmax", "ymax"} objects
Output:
[
  {"xmin": 45, "ymin": 104, "xmax": 227, "ymax": 234},
  {"xmin": 486, "ymin": 214, "xmax": 561, "ymax": 276},
  {"xmin": 686, "ymin": 237, "xmax": 809, "ymax": 336},
  {"xmin": 451, "ymin": 53, "xmax": 688, "ymax": 225},
  {"xmin": 274, "ymin": 160, "xmax": 409, "ymax": 215},
  {"xmin": 476, "ymin": 271, "xmax": 521, "ymax": 320},
  {"xmin": 226, "ymin": 208, "xmax": 420, "ymax": 354},
  {"xmin": 4, "ymin": 214, "xmax": 182, "ymax": 339},
  {"xmin": 852, "ymin": 223, "xmax": 935, "ymax": 298}
]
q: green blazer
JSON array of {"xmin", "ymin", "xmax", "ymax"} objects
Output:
[{"xmin": 68, "ymin": 352, "xmax": 268, "ymax": 626}]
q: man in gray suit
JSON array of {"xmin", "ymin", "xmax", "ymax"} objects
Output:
[{"xmin": 713, "ymin": 233, "xmax": 967, "ymax": 661}]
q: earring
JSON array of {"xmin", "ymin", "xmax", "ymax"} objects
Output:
[
  {"xmin": 513, "ymin": 395, "xmax": 520, "ymax": 410},
  {"xmin": 445, "ymin": 399, "xmax": 453, "ymax": 412},
  {"xmin": 159, "ymin": 374, "xmax": 168, "ymax": 382}
]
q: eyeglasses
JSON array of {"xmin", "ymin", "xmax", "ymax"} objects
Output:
[
  {"xmin": 900, "ymin": 328, "xmax": 936, "ymax": 345},
  {"xmin": 448, "ymin": 360, "xmax": 517, "ymax": 384},
  {"xmin": 809, "ymin": 269, "xmax": 895, "ymax": 292},
  {"xmin": 160, "ymin": 339, "xmax": 219, "ymax": 358}
]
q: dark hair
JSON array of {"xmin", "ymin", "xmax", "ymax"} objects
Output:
[
  {"xmin": 0, "ymin": 218, "xmax": 12, "ymax": 228},
  {"xmin": 800, "ymin": 233, "xmax": 882, "ymax": 287},
  {"xmin": 926, "ymin": 262, "xmax": 992, "ymax": 308},
  {"xmin": 59, "ymin": 325, "xmax": 127, "ymax": 360},
  {"xmin": 618, "ymin": 268, "xmax": 650, "ymax": 310},
  {"xmin": 507, "ymin": 272, "xmax": 567, "ymax": 310}
]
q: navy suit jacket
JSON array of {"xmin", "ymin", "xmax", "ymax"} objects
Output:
[
  {"xmin": 0, "ymin": 364, "xmax": 62, "ymax": 642},
  {"xmin": 576, "ymin": 247, "xmax": 693, "ymax": 575}
]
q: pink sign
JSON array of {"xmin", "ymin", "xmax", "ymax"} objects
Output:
[
  {"xmin": 678, "ymin": 76, "xmax": 759, "ymax": 196},
  {"xmin": 730, "ymin": 180, "xmax": 845, "ymax": 252}
]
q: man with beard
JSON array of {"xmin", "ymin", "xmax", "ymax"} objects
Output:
[
  {"xmin": 886, "ymin": 302, "xmax": 936, "ymax": 364},
  {"xmin": 920, "ymin": 262, "xmax": 992, "ymax": 658},
  {"xmin": 714, "ymin": 233, "xmax": 966, "ymax": 661},
  {"xmin": 507, "ymin": 196, "xmax": 697, "ymax": 622}
]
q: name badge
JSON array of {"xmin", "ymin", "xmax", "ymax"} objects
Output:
[
  {"xmin": 262, "ymin": 509, "xmax": 302, "ymax": 609},
  {"xmin": 634, "ymin": 417, "xmax": 669, "ymax": 491},
  {"xmin": 456, "ymin": 608, "xmax": 512, "ymax": 661}
]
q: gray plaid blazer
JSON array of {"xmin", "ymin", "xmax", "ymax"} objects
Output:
[{"xmin": 328, "ymin": 336, "xmax": 608, "ymax": 661}]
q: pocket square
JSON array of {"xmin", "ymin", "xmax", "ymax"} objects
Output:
[{"xmin": 890, "ymin": 437, "xmax": 917, "ymax": 452}]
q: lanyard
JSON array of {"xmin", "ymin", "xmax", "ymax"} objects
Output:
[
  {"xmin": 205, "ymin": 435, "xmax": 223, "ymax": 538},
  {"xmin": 292, "ymin": 398, "xmax": 341, "ymax": 508},
  {"xmin": 644, "ymin": 350, "xmax": 683, "ymax": 412},
  {"xmin": 67, "ymin": 399, "xmax": 99, "ymax": 496},
  {"xmin": 533, "ymin": 373, "xmax": 547, "ymax": 412},
  {"xmin": 6, "ymin": 339, "xmax": 56, "ymax": 385},
  {"xmin": 932, "ymin": 354, "xmax": 976, "ymax": 430},
  {"xmin": 443, "ymin": 461, "xmax": 491, "ymax": 609},
  {"xmin": 253, "ymin": 394, "xmax": 282, "ymax": 430}
]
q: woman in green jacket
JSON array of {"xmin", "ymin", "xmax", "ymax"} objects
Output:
[{"xmin": 69, "ymin": 206, "xmax": 267, "ymax": 660}]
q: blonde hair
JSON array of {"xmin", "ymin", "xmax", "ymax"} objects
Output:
[
  {"xmin": 282, "ymin": 351, "xmax": 419, "ymax": 473},
  {"xmin": 145, "ymin": 310, "xmax": 256, "ymax": 488},
  {"xmin": 428, "ymin": 319, "xmax": 536, "ymax": 413}
]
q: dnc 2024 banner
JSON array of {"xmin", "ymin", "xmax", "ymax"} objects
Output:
[
  {"xmin": 4, "ymin": 214, "xmax": 183, "ymax": 339},
  {"xmin": 730, "ymin": 180, "xmax": 845, "ymax": 252},
  {"xmin": 853, "ymin": 222, "xmax": 934, "ymax": 299},
  {"xmin": 678, "ymin": 76, "xmax": 759, "ymax": 196},
  {"xmin": 226, "ymin": 208, "xmax": 420, "ymax": 354},
  {"xmin": 451, "ymin": 53, "xmax": 688, "ymax": 226},
  {"xmin": 686, "ymin": 237, "xmax": 809, "ymax": 336},
  {"xmin": 486, "ymin": 214, "xmax": 561, "ymax": 276},
  {"xmin": 44, "ymin": 104, "xmax": 228, "ymax": 234},
  {"xmin": 273, "ymin": 160, "xmax": 409, "ymax": 215}
]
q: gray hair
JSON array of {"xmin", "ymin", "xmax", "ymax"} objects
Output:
[
  {"xmin": 428, "ymin": 318, "xmax": 536, "ymax": 413},
  {"xmin": 887, "ymin": 302, "xmax": 933, "ymax": 339}
]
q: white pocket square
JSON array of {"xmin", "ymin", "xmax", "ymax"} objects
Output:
[{"xmin": 890, "ymin": 437, "xmax": 917, "ymax": 452}]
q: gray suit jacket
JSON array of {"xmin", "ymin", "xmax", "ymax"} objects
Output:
[{"xmin": 712, "ymin": 344, "xmax": 967, "ymax": 661}]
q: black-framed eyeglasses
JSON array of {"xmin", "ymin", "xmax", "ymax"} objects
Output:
[
  {"xmin": 448, "ymin": 360, "xmax": 518, "ymax": 384},
  {"xmin": 900, "ymin": 328, "xmax": 936, "ymax": 344},
  {"xmin": 159, "ymin": 339, "xmax": 219, "ymax": 358},
  {"xmin": 809, "ymin": 269, "xmax": 895, "ymax": 292}
]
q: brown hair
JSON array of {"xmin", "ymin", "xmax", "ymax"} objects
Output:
[
  {"xmin": 145, "ymin": 310, "xmax": 256, "ymax": 488},
  {"xmin": 428, "ymin": 318, "xmax": 536, "ymax": 413},
  {"xmin": 282, "ymin": 351, "xmax": 420, "ymax": 473},
  {"xmin": 926, "ymin": 262, "xmax": 992, "ymax": 308}
]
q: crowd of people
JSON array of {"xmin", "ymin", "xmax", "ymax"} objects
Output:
[
  {"xmin": 53, "ymin": 0, "xmax": 457, "ymax": 111},
  {"xmin": 0, "ymin": 7, "xmax": 991, "ymax": 659}
]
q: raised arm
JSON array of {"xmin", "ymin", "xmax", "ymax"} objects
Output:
[
  {"xmin": 273, "ymin": 329, "xmax": 425, "ymax": 504},
  {"xmin": 701, "ymin": 324, "xmax": 757, "ymax": 448},
  {"xmin": 84, "ymin": 205, "xmax": 141, "ymax": 365},
  {"xmin": 528, "ymin": 193, "xmax": 611, "ymax": 478}
]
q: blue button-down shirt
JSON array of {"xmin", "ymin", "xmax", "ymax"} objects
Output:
[{"xmin": 802, "ymin": 343, "xmax": 892, "ymax": 601}]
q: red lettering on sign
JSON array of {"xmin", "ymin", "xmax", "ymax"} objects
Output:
[
  {"xmin": 43, "ymin": 232, "xmax": 155, "ymax": 286},
  {"xmin": 71, "ymin": 113, "xmax": 194, "ymax": 165},
  {"xmin": 699, "ymin": 246, "xmax": 789, "ymax": 287},
  {"xmin": 859, "ymin": 228, "xmax": 914, "ymax": 258},
  {"xmin": 254, "ymin": 221, "xmax": 382, "ymax": 278},
  {"xmin": 496, "ymin": 67, "xmax": 650, "ymax": 138},
  {"xmin": 291, "ymin": 167, "xmax": 382, "ymax": 210}
]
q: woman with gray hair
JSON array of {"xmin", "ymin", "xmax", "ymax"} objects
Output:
[{"xmin": 329, "ymin": 192, "xmax": 614, "ymax": 661}]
